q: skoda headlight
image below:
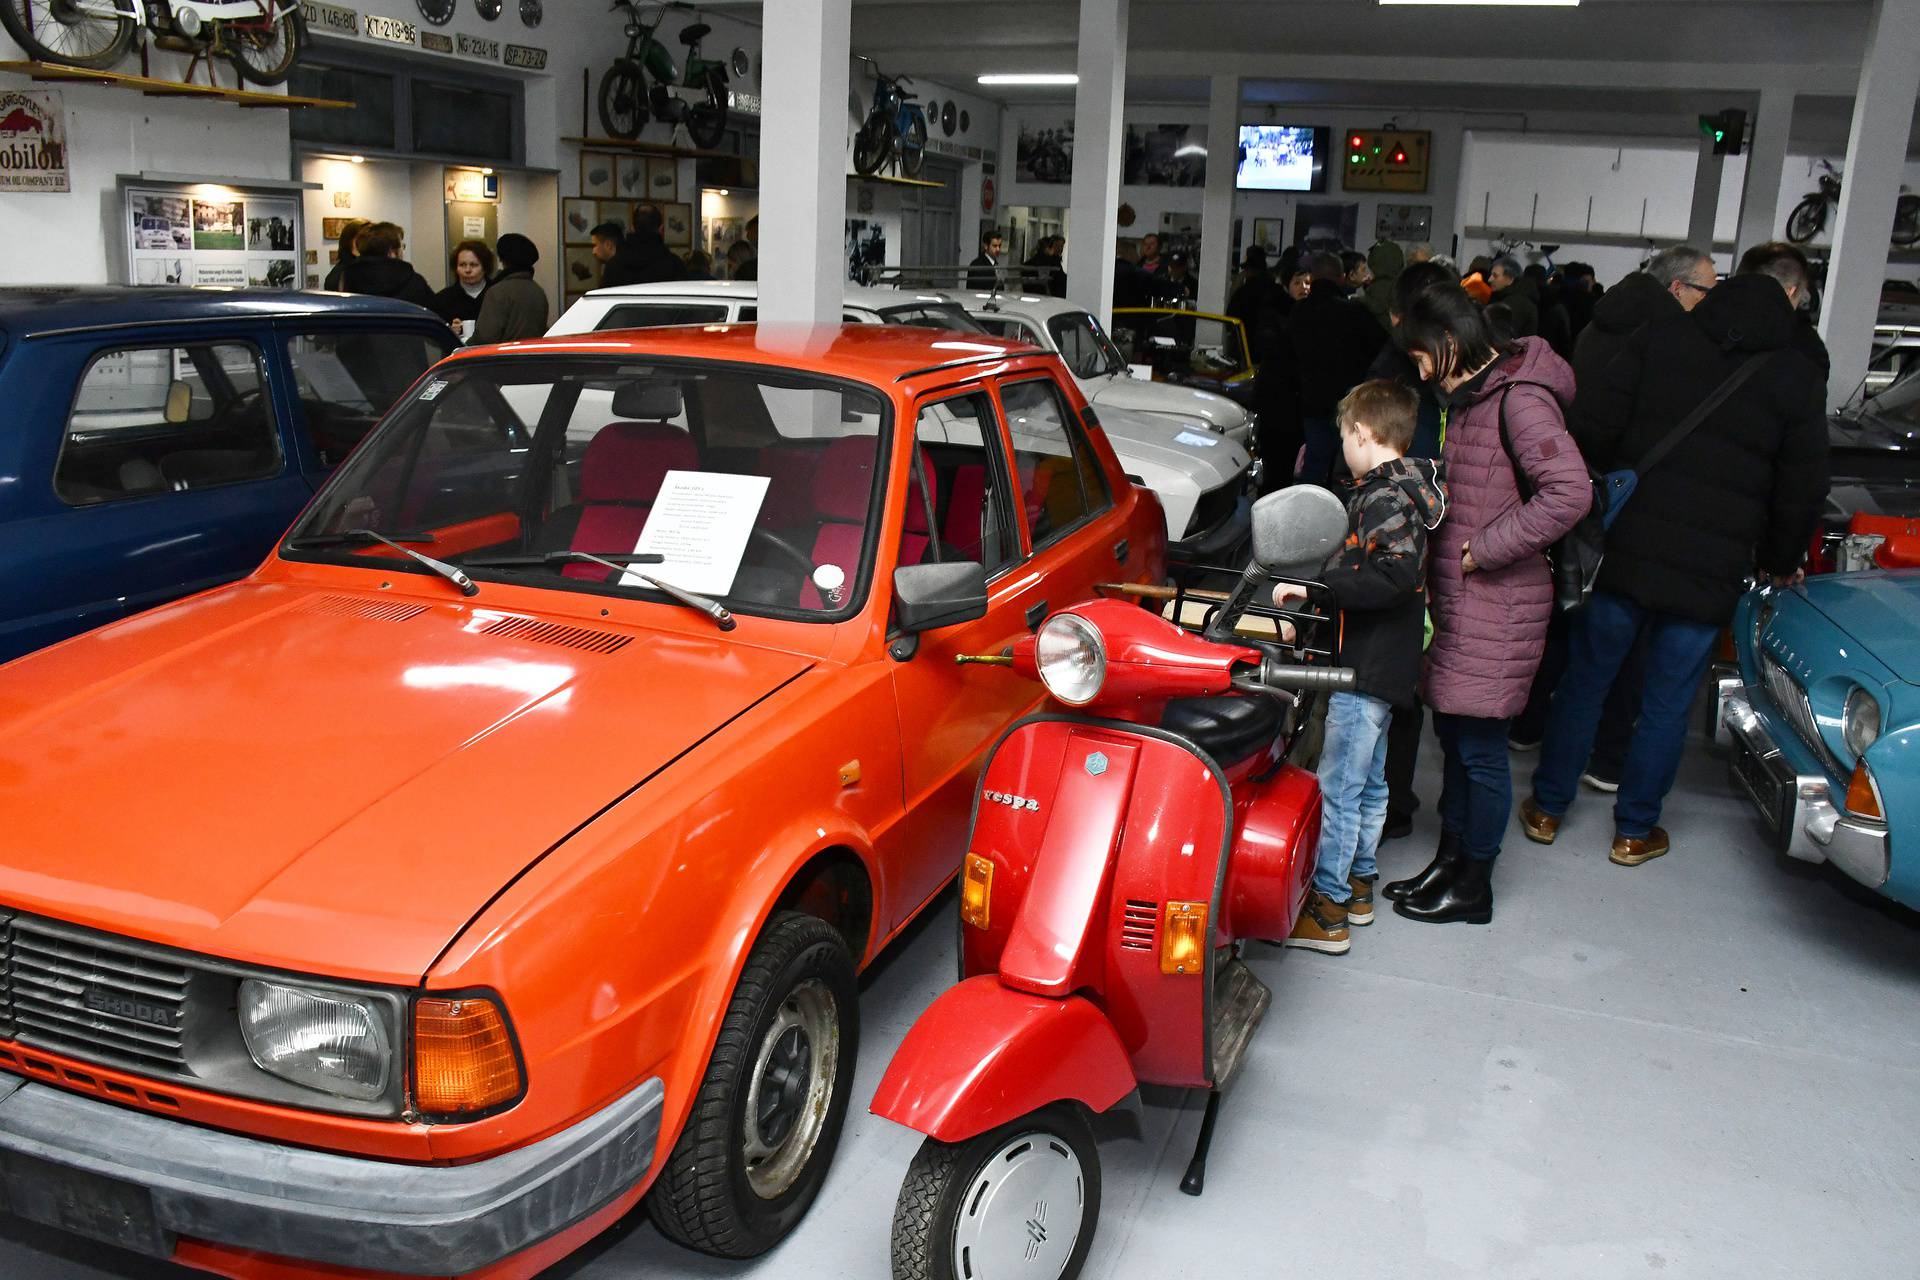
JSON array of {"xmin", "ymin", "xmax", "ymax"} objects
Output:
[
  {"xmin": 240, "ymin": 979, "xmax": 393, "ymax": 1101},
  {"xmin": 1843, "ymin": 687, "xmax": 1882, "ymax": 759},
  {"xmin": 1036, "ymin": 613, "xmax": 1107, "ymax": 705}
]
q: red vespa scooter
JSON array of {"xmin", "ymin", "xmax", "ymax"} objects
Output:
[{"xmin": 872, "ymin": 487, "xmax": 1356, "ymax": 1280}]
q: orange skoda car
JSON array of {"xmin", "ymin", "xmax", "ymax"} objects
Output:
[{"xmin": 0, "ymin": 325, "xmax": 1166, "ymax": 1278}]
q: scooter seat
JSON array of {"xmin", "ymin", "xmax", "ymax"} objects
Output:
[
  {"xmin": 1160, "ymin": 696, "xmax": 1283, "ymax": 768},
  {"xmin": 677, "ymin": 22, "xmax": 710, "ymax": 44}
]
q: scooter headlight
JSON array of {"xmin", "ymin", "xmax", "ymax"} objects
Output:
[
  {"xmin": 1035, "ymin": 613, "xmax": 1107, "ymax": 705},
  {"xmin": 1843, "ymin": 686, "xmax": 1881, "ymax": 759}
]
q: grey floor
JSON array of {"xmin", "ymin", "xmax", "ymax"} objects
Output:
[{"xmin": 7, "ymin": 731, "xmax": 1920, "ymax": 1280}]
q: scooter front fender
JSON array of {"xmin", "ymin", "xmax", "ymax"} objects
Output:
[{"xmin": 871, "ymin": 976, "xmax": 1136, "ymax": 1144}]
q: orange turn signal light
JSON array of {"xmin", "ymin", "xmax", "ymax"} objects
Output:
[
  {"xmin": 1846, "ymin": 760, "xmax": 1885, "ymax": 820},
  {"xmin": 414, "ymin": 996, "xmax": 522, "ymax": 1116},
  {"xmin": 961, "ymin": 853, "xmax": 994, "ymax": 930},
  {"xmin": 1160, "ymin": 901, "xmax": 1209, "ymax": 975}
]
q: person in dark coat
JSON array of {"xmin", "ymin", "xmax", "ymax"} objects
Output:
[
  {"xmin": 1524, "ymin": 271, "xmax": 1830, "ymax": 868},
  {"xmin": 969, "ymin": 229, "xmax": 1005, "ymax": 290},
  {"xmin": 1227, "ymin": 246, "xmax": 1287, "ymax": 363},
  {"xmin": 1486, "ymin": 255, "xmax": 1540, "ymax": 338},
  {"xmin": 590, "ymin": 222, "xmax": 652, "ymax": 289},
  {"xmin": 430, "ymin": 238, "xmax": 495, "ymax": 341},
  {"xmin": 1285, "ymin": 251, "xmax": 1387, "ymax": 486},
  {"xmin": 612, "ymin": 205, "xmax": 687, "ymax": 285},
  {"xmin": 1738, "ymin": 241, "xmax": 1829, "ymax": 389},
  {"xmin": 322, "ymin": 218, "xmax": 371, "ymax": 292},
  {"xmin": 335, "ymin": 222, "xmax": 435, "ymax": 309},
  {"xmin": 1384, "ymin": 287, "xmax": 1592, "ymax": 925},
  {"xmin": 1112, "ymin": 248, "xmax": 1152, "ymax": 310},
  {"xmin": 470, "ymin": 233, "xmax": 549, "ymax": 344}
]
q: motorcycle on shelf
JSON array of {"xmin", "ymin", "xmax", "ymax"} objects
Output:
[
  {"xmin": 1786, "ymin": 159, "xmax": 1920, "ymax": 247},
  {"xmin": 0, "ymin": 0, "xmax": 305, "ymax": 84},
  {"xmin": 872, "ymin": 486, "xmax": 1355, "ymax": 1280},
  {"xmin": 852, "ymin": 55, "xmax": 929, "ymax": 180},
  {"xmin": 596, "ymin": 0, "xmax": 733, "ymax": 148}
]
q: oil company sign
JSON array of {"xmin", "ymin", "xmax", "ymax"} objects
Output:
[{"xmin": 0, "ymin": 90, "xmax": 67, "ymax": 193}]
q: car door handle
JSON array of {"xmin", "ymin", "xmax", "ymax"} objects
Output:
[
  {"xmin": 1025, "ymin": 600, "xmax": 1049, "ymax": 631},
  {"xmin": 1113, "ymin": 538, "xmax": 1129, "ymax": 564}
]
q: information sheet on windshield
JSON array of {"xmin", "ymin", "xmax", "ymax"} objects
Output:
[{"xmin": 629, "ymin": 471, "xmax": 770, "ymax": 595}]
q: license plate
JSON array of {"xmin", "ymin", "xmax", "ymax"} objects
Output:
[
  {"xmin": 1729, "ymin": 732, "xmax": 1790, "ymax": 841},
  {"xmin": 0, "ymin": 1151, "xmax": 172, "ymax": 1257}
]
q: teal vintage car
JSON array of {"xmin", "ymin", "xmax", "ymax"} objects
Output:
[{"xmin": 1723, "ymin": 571, "xmax": 1920, "ymax": 907}]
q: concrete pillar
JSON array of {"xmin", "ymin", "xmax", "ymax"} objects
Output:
[
  {"xmin": 1065, "ymin": 0, "xmax": 1128, "ymax": 319},
  {"xmin": 1820, "ymin": 0, "xmax": 1920, "ymax": 409},
  {"xmin": 1198, "ymin": 74, "xmax": 1240, "ymax": 315},
  {"xmin": 1686, "ymin": 133, "xmax": 1725, "ymax": 254},
  {"xmin": 757, "ymin": 0, "xmax": 852, "ymax": 330},
  {"xmin": 1735, "ymin": 89, "xmax": 1794, "ymax": 260}
]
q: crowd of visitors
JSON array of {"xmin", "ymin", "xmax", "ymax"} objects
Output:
[{"xmin": 1241, "ymin": 233, "xmax": 1833, "ymax": 949}]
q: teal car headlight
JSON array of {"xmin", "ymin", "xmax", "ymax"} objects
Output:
[{"xmin": 1843, "ymin": 687, "xmax": 1882, "ymax": 759}]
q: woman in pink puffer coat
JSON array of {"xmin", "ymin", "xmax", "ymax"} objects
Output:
[{"xmin": 1380, "ymin": 286, "xmax": 1592, "ymax": 926}]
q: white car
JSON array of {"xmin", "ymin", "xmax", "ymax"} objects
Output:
[
  {"xmin": 549, "ymin": 281, "xmax": 1254, "ymax": 559},
  {"xmin": 936, "ymin": 289, "xmax": 1257, "ymax": 448}
]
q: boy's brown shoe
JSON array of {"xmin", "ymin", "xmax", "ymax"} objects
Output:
[
  {"xmin": 1347, "ymin": 874, "xmax": 1376, "ymax": 926},
  {"xmin": 1520, "ymin": 797, "xmax": 1561, "ymax": 845},
  {"xmin": 1610, "ymin": 827, "xmax": 1670, "ymax": 867},
  {"xmin": 1283, "ymin": 890, "xmax": 1351, "ymax": 954}
]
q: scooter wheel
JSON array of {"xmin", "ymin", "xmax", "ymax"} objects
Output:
[{"xmin": 890, "ymin": 1103, "xmax": 1101, "ymax": 1280}]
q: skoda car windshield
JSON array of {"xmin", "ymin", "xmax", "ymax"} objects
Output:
[
  {"xmin": 284, "ymin": 358, "xmax": 892, "ymax": 621},
  {"xmin": 1046, "ymin": 310, "xmax": 1130, "ymax": 379}
]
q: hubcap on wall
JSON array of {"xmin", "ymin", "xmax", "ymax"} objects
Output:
[
  {"xmin": 741, "ymin": 979, "xmax": 838, "ymax": 1200},
  {"xmin": 951, "ymin": 1131, "xmax": 1087, "ymax": 1279}
]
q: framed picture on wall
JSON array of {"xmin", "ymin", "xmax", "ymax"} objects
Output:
[
  {"xmin": 580, "ymin": 152, "xmax": 617, "ymax": 198},
  {"xmin": 646, "ymin": 157, "xmax": 678, "ymax": 201},
  {"xmin": 563, "ymin": 245, "xmax": 601, "ymax": 292},
  {"xmin": 1375, "ymin": 203, "xmax": 1433, "ymax": 242},
  {"xmin": 1252, "ymin": 218, "xmax": 1286, "ymax": 258},
  {"xmin": 598, "ymin": 200, "xmax": 631, "ymax": 232},
  {"xmin": 616, "ymin": 155, "xmax": 645, "ymax": 198},
  {"xmin": 661, "ymin": 201, "xmax": 693, "ymax": 249},
  {"xmin": 1294, "ymin": 201, "xmax": 1360, "ymax": 253},
  {"xmin": 321, "ymin": 216, "xmax": 351, "ymax": 241},
  {"xmin": 563, "ymin": 198, "xmax": 599, "ymax": 245}
]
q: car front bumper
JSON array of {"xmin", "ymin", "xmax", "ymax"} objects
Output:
[
  {"xmin": 0, "ymin": 1073, "xmax": 663, "ymax": 1276},
  {"xmin": 1722, "ymin": 689, "xmax": 1891, "ymax": 889}
]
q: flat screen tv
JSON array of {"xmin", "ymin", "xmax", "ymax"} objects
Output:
[{"xmin": 1236, "ymin": 124, "xmax": 1330, "ymax": 193}]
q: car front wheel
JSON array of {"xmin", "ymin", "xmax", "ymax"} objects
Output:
[{"xmin": 647, "ymin": 911, "xmax": 860, "ymax": 1257}]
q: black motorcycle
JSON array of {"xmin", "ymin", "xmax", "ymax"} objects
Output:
[
  {"xmin": 0, "ymin": 0, "xmax": 304, "ymax": 84},
  {"xmin": 597, "ymin": 0, "xmax": 732, "ymax": 149}
]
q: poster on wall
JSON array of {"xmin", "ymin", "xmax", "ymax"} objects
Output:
[
  {"xmin": 1294, "ymin": 202, "xmax": 1360, "ymax": 254},
  {"xmin": 1123, "ymin": 123, "xmax": 1206, "ymax": 187},
  {"xmin": 1014, "ymin": 118, "xmax": 1073, "ymax": 184},
  {"xmin": 1375, "ymin": 203, "xmax": 1433, "ymax": 242},
  {"xmin": 1251, "ymin": 218, "xmax": 1286, "ymax": 259},
  {"xmin": 122, "ymin": 181, "xmax": 302, "ymax": 290},
  {"xmin": 845, "ymin": 220, "xmax": 886, "ymax": 284},
  {"xmin": 0, "ymin": 89, "xmax": 69, "ymax": 192}
]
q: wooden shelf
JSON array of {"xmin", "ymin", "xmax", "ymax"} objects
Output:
[
  {"xmin": 849, "ymin": 171, "xmax": 945, "ymax": 189},
  {"xmin": 563, "ymin": 135, "xmax": 735, "ymax": 160},
  {"xmin": 0, "ymin": 60, "xmax": 349, "ymax": 109}
]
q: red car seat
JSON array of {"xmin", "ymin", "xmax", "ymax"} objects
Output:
[
  {"xmin": 563, "ymin": 421, "xmax": 698, "ymax": 580},
  {"xmin": 799, "ymin": 437, "xmax": 935, "ymax": 608}
]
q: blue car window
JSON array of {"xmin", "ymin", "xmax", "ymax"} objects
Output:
[
  {"xmin": 56, "ymin": 342, "xmax": 282, "ymax": 506},
  {"xmin": 286, "ymin": 331, "xmax": 446, "ymax": 468}
]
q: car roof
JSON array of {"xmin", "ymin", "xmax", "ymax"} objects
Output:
[
  {"xmin": 0, "ymin": 286, "xmax": 437, "ymax": 338},
  {"xmin": 944, "ymin": 291, "xmax": 1091, "ymax": 322},
  {"xmin": 577, "ymin": 280, "xmax": 961, "ymax": 313},
  {"xmin": 455, "ymin": 322, "xmax": 1046, "ymax": 385}
]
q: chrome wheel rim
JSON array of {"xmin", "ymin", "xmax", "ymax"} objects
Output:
[
  {"xmin": 740, "ymin": 978, "xmax": 838, "ymax": 1200},
  {"xmin": 27, "ymin": 0, "xmax": 123, "ymax": 58},
  {"xmin": 950, "ymin": 1129, "xmax": 1087, "ymax": 1279}
]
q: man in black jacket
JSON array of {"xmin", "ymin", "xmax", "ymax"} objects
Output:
[
  {"xmin": 616, "ymin": 204, "xmax": 687, "ymax": 285},
  {"xmin": 1284, "ymin": 252, "xmax": 1386, "ymax": 486},
  {"xmin": 591, "ymin": 223, "xmax": 654, "ymax": 289},
  {"xmin": 1486, "ymin": 255, "xmax": 1540, "ymax": 338},
  {"xmin": 1523, "ymin": 271, "xmax": 1830, "ymax": 868},
  {"xmin": 335, "ymin": 222, "xmax": 435, "ymax": 309}
]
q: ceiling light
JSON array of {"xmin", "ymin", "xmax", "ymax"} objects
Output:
[
  {"xmin": 349, "ymin": 154, "xmax": 365, "ymax": 164},
  {"xmin": 1381, "ymin": 1, "xmax": 1576, "ymax": 5},
  {"xmin": 977, "ymin": 73, "xmax": 1079, "ymax": 86}
]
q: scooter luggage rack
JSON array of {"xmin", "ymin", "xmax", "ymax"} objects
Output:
[{"xmin": 1099, "ymin": 572, "xmax": 1340, "ymax": 666}]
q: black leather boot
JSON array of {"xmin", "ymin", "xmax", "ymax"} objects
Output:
[
  {"xmin": 1381, "ymin": 830, "xmax": 1463, "ymax": 903},
  {"xmin": 1394, "ymin": 855, "xmax": 1493, "ymax": 924}
]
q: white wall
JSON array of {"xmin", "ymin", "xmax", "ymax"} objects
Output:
[{"xmin": 0, "ymin": 40, "xmax": 293, "ymax": 285}]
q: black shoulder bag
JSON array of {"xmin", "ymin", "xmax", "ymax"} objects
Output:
[{"xmin": 1497, "ymin": 353, "xmax": 1770, "ymax": 612}]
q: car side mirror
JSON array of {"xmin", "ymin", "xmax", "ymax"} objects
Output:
[
  {"xmin": 1251, "ymin": 485, "xmax": 1347, "ymax": 576},
  {"xmin": 893, "ymin": 560, "xmax": 988, "ymax": 634}
]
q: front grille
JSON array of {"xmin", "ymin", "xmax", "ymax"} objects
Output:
[
  {"xmin": 0, "ymin": 914, "xmax": 190, "ymax": 1075},
  {"xmin": 1183, "ymin": 483, "xmax": 1239, "ymax": 540},
  {"xmin": 1761, "ymin": 654, "xmax": 1828, "ymax": 765},
  {"xmin": 480, "ymin": 615, "xmax": 632, "ymax": 654}
]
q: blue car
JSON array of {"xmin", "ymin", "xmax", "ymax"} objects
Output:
[
  {"xmin": 1723, "ymin": 572, "xmax": 1920, "ymax": 908},
  {"xmin": 0, "ymin": 288, "xmax": 454, "ymax": 662}
]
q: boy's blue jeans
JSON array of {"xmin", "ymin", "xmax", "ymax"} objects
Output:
[{"xmin": 1313, "ymin": 691, "xmax": 1394, "ymax": 903}]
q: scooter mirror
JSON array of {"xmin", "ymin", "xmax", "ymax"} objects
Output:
[{"xmin": 1251, "ymin": 485, "xmax": 1347, "ymax": 576}]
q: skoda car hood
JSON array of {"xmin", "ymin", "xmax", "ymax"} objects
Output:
[
  {"xmin": 1086, "ymin": 373, "xmax": 1250, "ymax": 433},
  {"xmin": 0, "ymin": 583, "xmax": 810, "ymax": 984},
  {"xmin": 1092, "ymin": 402, "xmax": 1249, "ymax": 492}
]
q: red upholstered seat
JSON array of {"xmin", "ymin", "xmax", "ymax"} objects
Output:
[
  {"xmin": 563, "ymin": 422, "xmax": 698, "ymax": 580},
  {"xmin": 943, "ymin": 464, "xmax": 986, "ymax": 559},
  {"xmin": 797, "ymin": 436, "xmax": 938, "ymax": 609}
]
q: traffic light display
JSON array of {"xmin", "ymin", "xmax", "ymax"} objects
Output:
[
  {"xmin": 1343, "ymin": 129, "xmax": 1431, "ymax": 193},
  {"xmin": 1699, "ymin": 109, "xmax": 1748, "ymax": 157}
]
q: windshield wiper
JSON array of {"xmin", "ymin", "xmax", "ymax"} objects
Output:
[
  {"xmin": 461, "ymin": 550, "xmax": 666, "ymax": 569},
  {"xmin": 482, "ymin": 549, "xmax": 736, "ymax": 631},
  {"xmin": 286, "ymin": 528, "xmax": 477, "ymax": 598}
]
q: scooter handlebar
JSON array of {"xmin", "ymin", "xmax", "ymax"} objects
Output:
[{"xmin": 1236, "ymin": 658, "xmax": 1357, "ymax": 694}]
